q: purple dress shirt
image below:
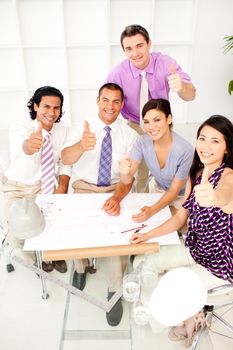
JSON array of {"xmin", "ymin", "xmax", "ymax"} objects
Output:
[{"xmin": 106, "ymin": 52, "xmax": 191, "ymax": 123}]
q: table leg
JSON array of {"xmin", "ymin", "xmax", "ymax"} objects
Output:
[{"xmin": 35, "ymin": 250, "xmax": 49, "ymax": 300}]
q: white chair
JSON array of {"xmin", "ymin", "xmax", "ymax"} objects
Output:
[
  {"xmin": 0, "ymin": 148, "xmax": 10, "ymax": 237},
  {"xmin": 147, "ymin": 266, "xmax": 233, "ymax": 349},
  {"xmin": 191, "ymin": 282, "xmax": 233, "ymax": 349},
  {"xmin": 0, "ymin": 148, "xmax": 15, "ymax": 272}
]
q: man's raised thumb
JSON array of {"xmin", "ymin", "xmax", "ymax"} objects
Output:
[
  {"xmin": 170, "ymin": 64, "xmax": 177, "ymax": 75},
  {"xmin": 36, "ymin": 121, "xmax": 43, "ymax": 134},
  {"xmin": 122, "ymin": 153, "xmax": 131, "ymax": 162},
  {"xmin": 84, "ymin": 120, "xmax": 91, "ymax": 133}
]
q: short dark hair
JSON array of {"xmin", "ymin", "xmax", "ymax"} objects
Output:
[
  {"xmin": 98, "ymin": 83, "xmax": 124, "ymax": 102},
  {"xmin": 189, "ymin": 115, "xmax": 233, "ymax": 187},
  {"xmin": 120, "ymin": 24, "xmax": 150, "ymax": 48},
  {"xmin": 27, "ymin": 86, "xmax": 64, "ymax": 122},
  {"xmin": 142, "ymin": 98, "xmax": 173, "ymax": 128}
]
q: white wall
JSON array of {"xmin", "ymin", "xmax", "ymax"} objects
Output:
[
  {"xmin": 189, "ymin": 0, "xmax": 233, "ymax": 123},
  {"xmin": 0, "ymin": 0, "xmax": 232, "ymax": 131}
]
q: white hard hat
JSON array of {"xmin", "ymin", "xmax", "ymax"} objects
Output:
[
  {"xmin": 148, "ymin": 267, "xmax": 207, "ymax": 326},
  {"xmin": 9, "ymin": 198, "xmax": 45, "ymax": 239}
]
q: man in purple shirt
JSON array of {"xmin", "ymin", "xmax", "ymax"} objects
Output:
[{"xmin": 106, "ymin": 24, "xmax": 196, "ymax": 192}]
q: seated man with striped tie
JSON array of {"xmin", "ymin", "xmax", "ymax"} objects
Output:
[
  {"xmin": 61, "ymin": 83, "xmax": 138, "ymax": 326},
  {"xmin": 2, "ymin": 86, "xmax": 71, "ymax": 273}
]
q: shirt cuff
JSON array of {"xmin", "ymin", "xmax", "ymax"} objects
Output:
[{"xmin": 58, "ymin": 164, "xmax": 72, "ymax": 177}]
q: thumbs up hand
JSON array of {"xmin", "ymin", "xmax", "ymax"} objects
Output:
[
  {"xmin": 80, "ymin": 120, "xmax": 96, "ymax": 151},
  {"xmin": 168, "ymin": 64, "xmax": 183, "ymax": 93},
  {"xmin": 120, "ymin": 154, "xmax": 132, "ymax": 175},
  {"xmin": 25, "ymin": 121, "xmax": 43, "ymax": 154},
  {"xmin": 84, "ymin": 120, "xmax": 91, "ymax": 133},
  {"xmin": 194, "ymin": 166, "xmax": 215, "ymax": 207},
  {"xmin": 36, "ymin": 121, "xmax": 43, "ymax": 135}
]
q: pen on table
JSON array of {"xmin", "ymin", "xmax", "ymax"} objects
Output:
[
  {"xmin": 121, "ymin": 224, "xmax": 147, "ymax": 234},
  {"xmin": 130, "ymin": 226, "xmax": 146, "ymax": 244},
  {"xmin": 134, "ymin": 228, "xmax": 142, "ymax": 233}
]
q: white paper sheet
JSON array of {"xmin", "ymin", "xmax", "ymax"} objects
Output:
[{"xmin": 24, "ymin": 193, "xmax": 180, "ymax": 251}]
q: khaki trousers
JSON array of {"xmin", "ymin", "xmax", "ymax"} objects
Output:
[
  {"xmin": 72, "ymin": 179, "xmax": 127, "ymax": 291},
  {"xmin": 72, "ymin": 179, "xmax": 118, "ymax": 194},
  {"xmin": 1, "ymin": 176, "xmax": 41, "ymax": 260},
  {"xmin": 128, "ymin": 121, "xmax": 149, "ymax": 193}
]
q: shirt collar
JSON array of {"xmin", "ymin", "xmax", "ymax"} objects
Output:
[
  {"xmin": 96, "ymin": 116, "xmax": 119, "ymax": 133},
  {"xmin": 32, "ymin": 119, "xmax": 55, "ymax": 138},
  {"xmin": 130, "ymin": 54, "xmax": 154, "ymax": 78}
]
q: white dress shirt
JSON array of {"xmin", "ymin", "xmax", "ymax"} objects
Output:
[
  {"xmin": 63, "ymin": 117, "xmax": 138, "ymax": 185},
  {"xmin": 5, "ymin": 119, "xmax": 71, "ymax": 184}
]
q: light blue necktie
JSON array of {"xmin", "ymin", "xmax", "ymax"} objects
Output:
[{"xmin": 97, "ymin": 126, "xmax": 112, "ymax": 186}]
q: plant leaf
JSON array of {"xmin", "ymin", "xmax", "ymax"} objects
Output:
[
  {"xmin": 228, "ymin": 80, "xmax": 233, "ymax": 95},
  {"xmin": 223, "ymin": 35, "xmax": 233, "ymax": 54}
]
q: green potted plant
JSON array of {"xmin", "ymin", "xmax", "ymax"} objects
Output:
[{"xmin": 223, "ymin": 35, "xmax": 233, "ymax": 95}]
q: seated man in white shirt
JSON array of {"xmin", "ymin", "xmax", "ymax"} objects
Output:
[
  {"xmin": 61, "ymin": 83, "xmax": 138, "ymax": 326},
  {"xmin": 2, "ymin": 86, "xmax": 71, "ymax": 273}
]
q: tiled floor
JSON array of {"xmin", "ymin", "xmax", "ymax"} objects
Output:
[
  {"xmin": 0, "ymin": 253, "xmax": 232, "ymax": 350},
  {"xmin": 0, "ymin": 125, "xmax": 233, "ymax": 350}
]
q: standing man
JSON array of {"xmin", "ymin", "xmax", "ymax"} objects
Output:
[
  {"xmin": 106, "ymin": 24, "xmax": 196, "ymax": 192},
  {"xmin": 2, "ymin": 86, "xmax": 71, "ymax": 273},
  {"xmin": 61, "ymin": 83, "xmax": 138, "ymax": 326}
]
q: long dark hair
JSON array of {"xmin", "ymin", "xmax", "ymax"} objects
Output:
[
  {"xmin": 27, "ymin": 86, "xmax": 64, "ymax": 122},
  {"xmin": 189, "ymin": 115, "xmax": 233, "ymax": 186}
]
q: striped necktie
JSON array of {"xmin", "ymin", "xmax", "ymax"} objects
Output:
[
  {"xmin": 97, "ymin": 126, "xmax": 112, "ymax": 187},
  {"xmin": 41, "ymin": 133, "xmax": 55, "ymax": 194},
  {"xmin": 140, "ymin": 71, "xmax": 149, "ymax": 128}
]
